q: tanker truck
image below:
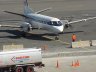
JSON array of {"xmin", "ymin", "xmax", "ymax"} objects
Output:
[{"xmin": 0, "ymin": 48, "xmax": 44, "ymax": 72}]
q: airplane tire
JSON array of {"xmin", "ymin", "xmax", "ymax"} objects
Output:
[
  {"xmin": 55, "ymin": 36, "xmax": 59, "ymax": 40},
  {"xmin": 21, "ymin": 32, "xmax": 26, "ymax": 37}
]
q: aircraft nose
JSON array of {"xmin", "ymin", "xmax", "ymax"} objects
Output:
[
  {"xmin": 58, "ymin": 25, "xmax": 64, "ymax": 32},
  {"xmin": 52, "ymin": 25, "xmax": 64, "ymax": 33}
]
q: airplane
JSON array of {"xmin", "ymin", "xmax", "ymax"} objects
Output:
[{"xmin": 1, "ymin": 0, "xmax": 96, "ymax": 40}]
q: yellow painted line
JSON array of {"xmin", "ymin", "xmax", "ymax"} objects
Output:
[
  {"xmin": 56, "ymin": 40, "xmax": 70, "ymax": 45},
  {"xmin": 43, "ymin": 36, "xmax": 54, "ymax": 40},
  {"xmin": 43, "ymin": 36, "xmax": 70, "ymax": 45}
]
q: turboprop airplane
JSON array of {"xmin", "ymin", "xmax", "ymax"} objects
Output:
[{"xmin": 1, "ymin": 0, "xmax": 96, "ymax": 40}]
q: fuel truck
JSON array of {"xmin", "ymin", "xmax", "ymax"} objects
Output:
[{"xmin": 0, "ymin": 48, "xmax": 44, "ymax": 72}]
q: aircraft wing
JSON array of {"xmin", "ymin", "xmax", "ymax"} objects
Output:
[
  {"xmin": 0, "ymin": 25, "xmax": 21, "ymax": 28},
  {"xmin": 35, "ymin": 8, "xmax": 51, "ymax": 14},
  {"xmin": 66, "ymin": 17, "xmax": 96, "ymax": 24},
  {"xmin": 4, "ymin": 11, "xmax": 28, "ymax": 18}
]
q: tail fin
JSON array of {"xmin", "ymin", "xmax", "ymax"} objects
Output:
[{"xmin": 24, "ymin": 0, "xmax": 34, "ymax": 15}]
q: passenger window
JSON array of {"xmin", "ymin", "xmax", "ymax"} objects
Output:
[{"xmin": 47, "ymin": 21, "xmax": 52, "ymax": 25}]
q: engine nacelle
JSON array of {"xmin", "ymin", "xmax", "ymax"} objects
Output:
[{"xmin": 20, "ymin": 22, "xmax": 31, "ymax": 32}]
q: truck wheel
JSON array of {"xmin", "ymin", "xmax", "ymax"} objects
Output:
[
  {"xmin": 15, "ymin": 67, "xmax": 24, "ymax": 72},
  {"xmin": 26, "ymin": 66, "xmax": 34, "ymax": 72},
  {"xmin": 0, "ymin": 69, "xmax": 3, "ymax": 72}
]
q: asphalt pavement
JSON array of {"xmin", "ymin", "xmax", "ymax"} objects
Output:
[{"xmin": 0, "ymin": 0, "xmax": 96, "ymax": 55}]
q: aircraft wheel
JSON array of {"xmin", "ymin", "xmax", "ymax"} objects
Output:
[
  {"xmin": 21, "ymin": 32, "xmax": 27, "ymax": 37},
  {"xmin": 55, "ymin": 36, "xmax": 59, "ymax": 40}
]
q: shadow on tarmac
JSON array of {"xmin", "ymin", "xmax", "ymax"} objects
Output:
[
  {"xmin": 61, "ymin": 31, "xmax": 84, "ymax": 34},
  {"xmin": 0, "ymin": 30, "xmax": 52, "ymax": 41},
  {"xmin": 0, "ymin": 30, "xmax": 84, "ymax": 41}
]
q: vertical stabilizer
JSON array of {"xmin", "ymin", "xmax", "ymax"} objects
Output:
[{"xmin": 24, "ymin": 0, "xmax": 34, "ymax": 15}]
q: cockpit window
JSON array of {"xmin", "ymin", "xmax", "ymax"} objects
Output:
[
  {"xmin": 52, "ymin": 21, "xmax": 57, "ymax": 25},
  {"xmin": 58, "ymin": 21, "xmax": 62, "ymax": 25},
  {"xmin": 47, "ymin": 21, "xmax": 62, "ymax": 26}
]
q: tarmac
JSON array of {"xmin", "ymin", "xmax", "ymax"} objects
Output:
[
  {"xmin": 35, "ymin": 55, "xmax": 96, "ymax": 72},
  {"xmin": 0, "ymin": 0, "xmax": 96, "ymax": 51},
  {"xmin": 0, "ymin": 0, "xmax": 96, "ymax": 72}
]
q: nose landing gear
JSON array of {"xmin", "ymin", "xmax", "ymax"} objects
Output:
[{"xmin": 55, "ymin": 34, "xmax": 59, "ymax": 40}]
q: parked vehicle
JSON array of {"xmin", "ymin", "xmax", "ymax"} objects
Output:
[{"xmin": 0, "ymin": 48, "xmax": 44, "ymax": 72}]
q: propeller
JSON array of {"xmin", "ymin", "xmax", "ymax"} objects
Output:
[
  {"xmin": 61, "ymin": 16, "xmax": 74, "ymax": 22},
  {"xmin": 61, "ymin": 16, "xmax": 75, "ymax": 29},
  {"xmin": 64, "ymin": 24, "xmax": 73, "ymax": 29}
]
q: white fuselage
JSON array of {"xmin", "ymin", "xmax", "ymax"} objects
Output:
[{"xmin": 25, "ymin": 13, "xmax": 64, "ymax": 34}]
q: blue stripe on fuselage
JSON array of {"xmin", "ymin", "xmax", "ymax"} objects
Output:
[{"xmin": 26, "ymin": 14, "xmax": 62, "ymax": 26}]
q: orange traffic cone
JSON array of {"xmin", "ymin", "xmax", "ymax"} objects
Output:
[
  {"xmin": 71, "ymin": 60, "xmax": 77, "ymax": 67},
  {"xmin": 71, "ymin": 61, "xmax": 74, "ymax": 67},
  {"xmin": 76, "ymin": 60, "xmax": 80, "ymax": 67},
  {"xmin": 74, "ymin": 61, "xmax": 77, "ymax": 67},
  {"xmin": 56, "ymin": 60, "xmax": 59, "ymax": 68}
]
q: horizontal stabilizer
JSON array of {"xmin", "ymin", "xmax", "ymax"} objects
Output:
[{"xmin": 0, "ymin": 25, "xmax": 21, "ymax": 28}]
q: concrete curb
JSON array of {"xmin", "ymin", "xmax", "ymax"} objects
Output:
[{"xmin": 42, "ymin": 50, "xmax": 96, "ymax": 58}]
